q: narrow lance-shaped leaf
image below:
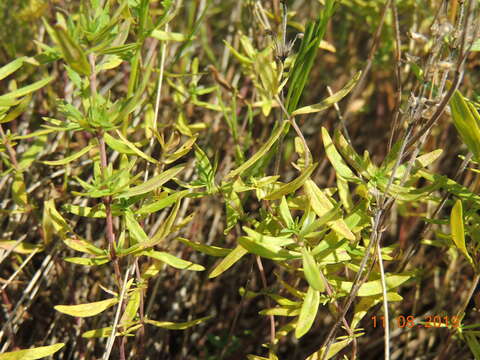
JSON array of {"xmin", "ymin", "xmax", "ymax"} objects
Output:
[
  {"xmin": 449, "ymin": 88, "xmax": 480, "ymax": 160},
  {"xmin": 0, "ymin": 343, "xmax": 65, "ymax": 360},
  {"xmin": 301, "ymin": 248, "xmax": 325, "ymax": 292},
  {"xmin": 141, "ymin": 249, "xmax": 205, "ymax": 271},
  {"xmin": 292, "ymin": 71, "xmax": 361, "ymax": 116},
  {"xmin": 116, "ymin": 165, "xmax": 185, "ymax": 198},
  {"xmin": 329, "ymin": 273, "xmax": 411, "ymax": 297},
  {"xmin": 450, "ymin": 199, "xmax": 474, "ymax": 264},
  {"xmin": 12, "ymin": 171, "xmax": 28, "ymax": 207},
  {"xmin": 41, "ymin": 143, "xmax": 95, "ymax": 166},
  {"xmin": 0, "ymin": 76, "xmax": 55, "ymax": 100},
  {"xmin": 263, "ymin": 163, "xmax": 318, "ymax": 200},
  {"xmin": 321, "ymin": 127, "xmax": 357, "ymax": 181},
  {"xmin": 55, "ymin": 298, "xmax": 118, "ymax": 317},
  {"xmin": 295, "ymin": 286, "xmax": 320, "ymax": 338},
  {"xmin": 114, "ymin": 130, "xmax": 158, "ymax": 164},
  {"xmin": 0, "ymin": 241, "xmax": 44, "ymax": 254},
  {"xmin": 209, "ymin": 245, "xmax": 248, "ymax": 278},
  {"xmin": 145, "ymin": 315, "xmax": 212, "ymax": 330},
  {"xmin": 0, "ymin": 56, "xmax": 26, "ymax": 81},
  {"xmin": 137, "ymin": 190, "xmax": 189, "ymax": 215},
  {"xmin": 178, "ymin": 238, "xmax": 231, "ymax": 257},
  {"xmin": 225, "ymin": 121, "xmax": 288, "ymax": 179},
  {"xmin": 303, "ymin": 180, "xmax": 355, "ymax": 241},
  {"xmin": 52, "ymin": 24, "xmax": 91, "ymax": 76}
]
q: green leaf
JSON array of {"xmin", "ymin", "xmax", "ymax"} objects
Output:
[
  {"xmin": 259, "ymin": 307, "xmax": 300, "ymax": 316},
  {"xmin": 351, "ymin": 293, "xmax": 403, "ymax": 329},
  {"xmin": 450, "ymin": 199, "xmax": 473, "ymax": 264},
  {"xmin": 304, "ymin": 180, "xmax": 355, "ymax": 241},
  {"xmin": 238, "ymin": 236, "xmax": 298, "ymax": 261},
  {"xmin": 209, "ymin": 245, "xmax": 248, "ymax": 278},
  {"xmin": 51, "ymin": 23, "xmax": 90, "ymax": 76},
  {"xmin": 18, "ymin": 135, "xmax": 47, "ymax": 170},
  {"xmin": 0, "ymin": 57, "xmax": 27, "ymax": 81},
  {"xmin": 12, "ymin": 171, "xmax": 28, "ymax": 207},
  {"xmin": 82, "ymin": 327, "xmax": 113, "ymax": 338},
  {"xmin": 145, "ymin": 315, "xmax": 212, "ymax": 330},
  {"xmin": 63, "ymin": 238, "xmax": 105, "ymax": 256},
  {"xmin": 321, "ymin": 127, "xmax": 357, "ymax": 181},
  {"xmin": 472, "ymin": 38, "xmax": 480, "ymax": 51},
  {"xmin": 55, "ymin": 298, "xmax": 118, "ymax": 317},
  {"xmin": 449, "ymin": 89, "xmax": 480, "ymax": 160},
  {"xmin": 0, "ymin": 76, "xmax": 55, "ymax": 100},
  {"xmin": 301, "ymin": 248, "xmax": 325, "ymax": 292},
  {"xmin": 114, "ymin": 130, "xmax": 158, "ymax": 164},
  {"xmin": 295, "ymin": 286, "xmax": 320, "ymax": 338},
  {"xmin": 305, "ymin": 338, "xmax": 354, "ymax": 360},
  {"xmin": 64, "ymin": 256, "xmax": 110, "ymax": 266},
  {"xmin": 63, "ymin": 204, "xmax": 119, "ymax": 218},
  {"xmin": 225, "ymin": 121, "xmax": 288, "ymax": 179},
  {"xmin": 330, "ymin": 274, "xmax": 411, "ymax": 297},
  {"xmin": 41, "ymin": 143, "xmax": 95, "ymax": 166},
  {"xmin": 0, "ymin": 241, "xmax": 44, "ymax": 254},
  {"xmin": 263, "ymin": 163, "xmax": 317, "ymax": 200},
  {"xmin": 125, "ymin": 211, "xmax": 149, "ymax": 244},
  {"xmin": 137, "ymin": 190, "xmax": 189, "ymax": 215},
  {"xmin": 292, "ymin": 71, "xmax": 361, "ymax": 116},
  {"xmin": 279, "ymin": 196, "xmax": 294, "ymax": 228},
  {"xmin": 0, "ymin": 343, "xmax": 65, "ymax": 360},
  {"xmin": 104, "ymin": 132, "xmax": 136, "ymax": 154},
  {"xmin": 151, "ymin": 29, "xmax": 190, "ymax": 42},
  {"xmin": 178, "ymin": 238, "xmax": 231, "ymax": 257},
  {"xmin": 121, "ymin": 289, "xmax": 141, "ymax": 325},
  {"xmin": 116, "ymin": 165, "xmax": 185, "ymax": 198},
  {"xmin": 141, "ymin": 249, "xmax": 205, "ymax": 271},
  {"xmin": 1, "ymin": 96, "xmax": 32, "ymax": 124}
]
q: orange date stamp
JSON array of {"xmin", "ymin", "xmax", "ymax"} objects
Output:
[{"xmin": 371, "ymin": 315, "xmax": 460, "ymax": 329}]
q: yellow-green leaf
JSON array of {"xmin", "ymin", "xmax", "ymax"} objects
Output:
[
  {"xmin": 137, "ymin": 190, "xmax": 189, "ymax": 215},
  {"xmin": 145, "ymin": 315, "xmax": 212, "ymax": 330},
  {"xmin": 292, "ymin": 71, "xmax": 361, "ymax": 116},
  {"xmin": 63, "ymin": 238, "xmax": 104, "ymax": 256},
  {"xmin": 295, "ymin": 286, "xmax": 320, "ymax": 338},
  {"xmin": 209, "ymin": 245, "xmax": 248, "ymax": 278},
  {"xmin": 450, "ymin": 88, "xmax": 480, "ymax": 160},
  {"xmin": 0, "ymin": 241, "xmax": 44, "ymax": 254},
  {"xmin": 12, "ymin": 171, "xmax": 28, "ymax": 207},
  {"xmin": 0, "ymin": 76, "xmax": 54, "ymax": 100},
  {"xmin": 178, "ymin": 238, "xmax": 231, "ymax": 257},
  {"xmin": 52, "ymin": 24, "xmax": 90, "ymax": 76},
  {"xmin": 263, "ymin": 163, "xmax": 317, "ymax": 200},
  {"xmin": 41, "ymin": 143, "xmax": 95, "ymax": 166},
  {"xmin": 104, "ymin": 132, "xmax": 136, "ymax": 155},
  {"xmin": 450, "ymin": 199, "xmax": 473, "ymax": 264},
  {"xmin": 321, "ymin": 127, "xmax": 357, "ymax": 181},
  {"xmin": 301, "ymin": 248, "xmax": 325, "ymax": 292},
  {"xmin": 151, "ymin": 30, "xmax": 190, "ymax": 42},
  {"xmin": 330, "ymin": 274, "xmax": 410, "ymax": 297},
  {"xmin": 55, "ymin": 298, "xmax": 118, "ymax": 317},
  {"xmin": 116, "ymin": 165, "xmax": 185, "ymax": 198},
  {"xmin": 141, "ymin": 250, "xmax": 205, "ymax": 271},
  {"xmin": 225, "ymin": 121, "xmax": 288, "ymax": 179},
  {"xmin": 0, "ymin": 343, "xmax": 64, "ymax": 360},
  {"xmin": 0, "ymin": 57, "xmax": 26, "ymax": 81},
  {"xmin": 305, "ymin": 339, "xmax": 353, "ymax": 360},
  {"xmin": 64, "ymin": 256, "xmax": 110, "ymax": 266},
  {"xmin": 115, "ymin": 130, "xmax": 158, "ymax": 164},
  {"xmin": 304, "ymin": 180, "xmax": 355, "ymax": 241},
  {"xmin": 259, "ymin": 307, "xmax": 300, "ymax": 316},
  {"xmin": 238, "ymin": 236, "xmax": 298, "ymax": 260}
]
